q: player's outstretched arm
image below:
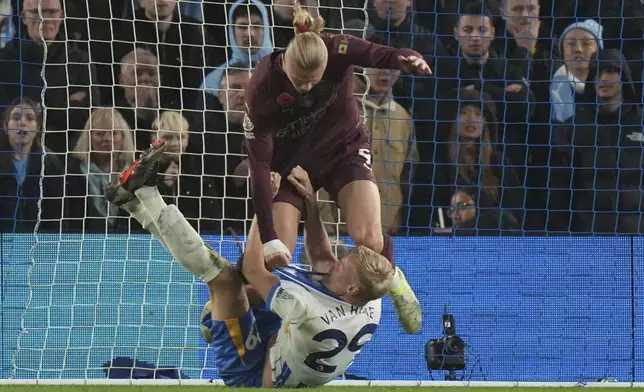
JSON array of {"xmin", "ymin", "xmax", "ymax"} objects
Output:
[
  {"xmin": 245, "ymin": 91, "xmax": 292, "ymax": 265},
  {"xmin": 242, "ymin": 216, "xmax": 280, "ymax": 301},
  {"xmin": 242, "ymin": 214, "xmax": 309, "ymax": 324},
  {"xmin": 325, "ymin": 34, "xmax": 432, "ymax": 75},
  {"xmin": 287, "ymin": 166, "xmax": 337, "ymax": 273}
]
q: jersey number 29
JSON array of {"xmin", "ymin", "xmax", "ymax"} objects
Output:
[{"xmin": 304, "ymin": 323, "xmax": 377, "ymax": 374}]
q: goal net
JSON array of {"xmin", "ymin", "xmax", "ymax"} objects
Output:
[{"xmin": 1, "ymin": 0, "xmax": 643, "ymax": 385}]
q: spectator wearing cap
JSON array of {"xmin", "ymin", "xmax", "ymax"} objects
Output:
[
  {"xmin": 549, "ymin": 49, "xmax": 644, "ymax": 234},
  {"xmin": 550, "ymin": 19, "xmax": 604, "ymax": 123}
]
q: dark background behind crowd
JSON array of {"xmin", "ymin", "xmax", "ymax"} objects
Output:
[{"xmin": 1, "ymin": 0, "xmax": 644, "ymax": 236}]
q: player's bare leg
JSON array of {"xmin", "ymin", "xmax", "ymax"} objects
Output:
[
  {"xmin": 337, "ymin": 180, "xmax": 422, "ymax": 334},
  {"xmin": 272, "ymin": 201, "xmax": 301, "ymax": 252},
  {"xmin": 104, "ymin": 141, "xmax": 249, "ymax": 344}
]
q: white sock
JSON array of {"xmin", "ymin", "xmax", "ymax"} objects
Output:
[
  {"xmin": 153, "ymin": 204, "xmax": 227, "ymax": 283},
  {"xmin": 121, "ymin": 198, "xmax": 146, "ymax": 226},
  {"xmin": 134, "ymin": 186, "xmax": 165, "ymax": 226},
  {"xmin": 389, "ymin": 267, "xmax": 405, "ymax": 294},
  {"xmin": 121, "ymin": 193, "xmax": 172, "ymax": 255}
]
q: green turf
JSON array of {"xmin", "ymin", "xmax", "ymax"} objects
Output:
[{"xmin": 1, "ymin": 388, "xmax": 644, "ymax": 392}]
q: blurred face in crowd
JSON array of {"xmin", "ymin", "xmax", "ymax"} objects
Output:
[
  {"xmin": 449, "ymin": 191, "xmax": 476, "ymax": 228},
  {"xmin": 22, "ymin": 0, "xmax": 63, "ymax": 42},
  {"xmin": 140, "ymin": 0, "xmax": 177, "ymax": 20},
  {"xmin": 234, "ymin": 12, "xmax": 264, "ymax": 53},
  {"xmin": 273, "ymin": 0, "xmax": 295, "ymax": 21},
  {"xmin": 153, "ymin": 130, "xmax": 187, "ymax": 158},
  {"xmin": 456, "ymin": 104, "xmax": 484, "ymax": 144},
  {"xmin": 219, "ymin": 70, "xmax": 251, "ymax": 124},
  {"xmin": 455, "ymin": 15, "xmax": 495, "ymax": 59},
  {"xmin": 120, "ymin": 52, "xmax": 160, "ymax": 109},
  {"xmin": 366, "ymin": 68, "xmax": 400, "ymax": 96},
  {"xmin": 501, "ymin": 0, "xmax": 540, "ymax": 34},
  {"xmin": 562, "ymin": 29, "xmax": 598, "ymax": 78},
  {"xmin": 4, "ymin": 104, "xmax": 39, "ymax": 152},
  {"xmin": 595, "ymin": 70, "xmax": 622, "ymax": 102},
  {"xmin": 90, "ymin": 127, "xmax": 123, "ymax": 154},
  {"xmin": 372, "ymin": 0, "xmax": 411, "ymax": 24}
]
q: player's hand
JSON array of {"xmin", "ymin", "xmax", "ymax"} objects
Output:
[
  {"xmin": 265, "ymin": 252, "xmax": 291, "ymax": 270},
  {"xmin": 270, "ymin": 171, "xmax": 282, "ymax": 198},
  {"xmin": 69, "ymin": 91, "xmax": 87, "ymax": 102},
  {"xmin": 263, "ymin": 239, "xmax": 292, "ymax": 270},
  {"xmin": 287, "ymin": 166, "xmax": 314, "ymax": 202},
  {"xmin": 164, "ymin": 161, "xmax": 180, "ymax": 187},
  {"xmin": 506, "ymin": 83, "xmax": 524, "ymax": 93},
  {"xmin": 398, "ymin": 55, "xmax": 432, "ymax": 75}
]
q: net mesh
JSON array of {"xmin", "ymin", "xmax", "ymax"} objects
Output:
[{"xmin": 1, "ymin": 0, "xmax": 643, "ymax": 383}]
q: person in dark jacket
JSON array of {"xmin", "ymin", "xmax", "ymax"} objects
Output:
[
  {"xmin": 150, "ymin": 111, "xmax": 222, "ymax": 233},
  {"xmin": 411, "ymin": 89, "xmax": 525, "ymax": 232},
  {"xmin": 495, "ymin": 0, "xmax": 561, "ymax": 231},
  {"xmin": 64, "ymin": 108, "xmax": 136, "ymax": 233},
  {"xmin": 111, "ymin": 0, "xmax": 214, "ymax": 110},
  {"xmin": 0, "ymin": 97, "xmax": 63, "ymax": 233},
  {"xmin": 447, "ymin": 187, "xmax": 521, "ymax": 235},
  {"xmin": 0, "ymin": 0, "xmax": 100, "ymax": 152},
  {"xmin": 548, "ymin": 49, "xmax": 644, "ymax": 234}
]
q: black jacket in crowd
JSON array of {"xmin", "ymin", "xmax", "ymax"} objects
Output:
[
  {"xmin": 549, "ymin": 49, "xmax": 644, "ymax": 234},
  {"xmin": 111, "ymin": 7, "xmax": 213, "ymax": 109},
  {"xmin": 0, "ymin": 34, "xmax": 100, "ymax": 152},
  {"xmin": 156, "ymin": 153, "xmax": 222, "ymax": 234},
  {"xmin": 0, "ymin": 145, "xmax": 64, "ymax": 233}
]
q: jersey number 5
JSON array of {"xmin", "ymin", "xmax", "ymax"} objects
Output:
[{"xmin": 303, "ymin": 323, "xmax": 377, "ymax": 374}]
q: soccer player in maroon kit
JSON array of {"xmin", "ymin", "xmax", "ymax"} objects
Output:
[{"xmin": 244, "ymin": 6, "xmax": 430, "ymax": 334}]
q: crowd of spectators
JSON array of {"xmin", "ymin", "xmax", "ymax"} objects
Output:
[{"xmin": 1, "ymin": 0, "xmax": 644, "ymax": 236}]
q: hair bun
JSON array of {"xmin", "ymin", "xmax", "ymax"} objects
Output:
[{"xmin": 292, "ymin": 5, "xmax": 325, "ymax": 35}]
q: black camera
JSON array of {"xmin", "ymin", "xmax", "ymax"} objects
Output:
[{"xmin": 425, "ymin": 308, "xmax": 466, "ymax": 378}]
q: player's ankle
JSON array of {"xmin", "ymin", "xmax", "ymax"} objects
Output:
[
  {"xmin": 122, "ymin": 199, "xmax": 150, "ymax": 228},
  {"xmin": 388, "ymin": 267, "xmax": 406, "ymax": 296}
]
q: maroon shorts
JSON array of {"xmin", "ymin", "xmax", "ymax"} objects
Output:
[{"xmin": 273, "ymin": 148, "xmax": 376, "ymax": 214}]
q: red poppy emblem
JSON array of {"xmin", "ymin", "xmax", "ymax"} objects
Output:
[{"xmin": 277, "ymin": 93, "xmax": 295, "ymax": 108}]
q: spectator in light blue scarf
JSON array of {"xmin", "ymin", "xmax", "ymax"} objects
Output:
[
  {"xmin": 550, "ymin": 19, "xmax": 604, "ymax": 123},
  {"xmin": 0, "ymin": 0, "xmax": 15, "ymax": 48},
  {"xmin": 200, "ymin": 0, "xmax": 273, "ymax": 102}
]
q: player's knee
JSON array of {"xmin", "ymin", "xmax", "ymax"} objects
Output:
[
  {"xmin": 351, "ymin": 228, "xmax": 384, "ymax": 254},
  {"xmin": 207, "ymin": 264, "xmax": 241, "ymax": 292}
]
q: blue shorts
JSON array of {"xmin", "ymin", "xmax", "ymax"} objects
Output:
[{"xmin": 202, "ymin": 305, "xmax": 281, "ymax": 387}]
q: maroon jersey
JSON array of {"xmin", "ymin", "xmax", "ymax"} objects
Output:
[{"xmin": 244, "ymin": 32, "xmax": 421, "ymax": 244}]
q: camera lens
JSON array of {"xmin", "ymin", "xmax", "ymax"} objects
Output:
[{"xmin": 445, "ymin": 336, "xmax": 464, "ymax": 354}]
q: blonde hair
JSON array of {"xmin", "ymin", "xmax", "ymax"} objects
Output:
[
  {"xmin": 350, "ymin": 246, "xmax": 394, "ymax": 304},
  {"xmin": 73, "ymin": 108, "xmax": 136, "ymax": 168},
  {"xmin": 152, "ymin": 111, "xmax": 189, "ymax": 137},
  {"xmin": 285, "ymin": 5, "xmax": 328, "ymax": 71}
]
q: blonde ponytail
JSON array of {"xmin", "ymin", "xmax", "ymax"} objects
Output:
[
  {"xmin": 292, "ymin": 5, "xmax": 325, "ymax": 35},
  {"xmin": 285, "ymin": 5, "xmax": 328, "ymax": 71}
]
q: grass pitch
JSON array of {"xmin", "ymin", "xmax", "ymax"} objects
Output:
[{"xmin": 2, "ymin": 388, "xmax": 644, "ymax": 392}]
